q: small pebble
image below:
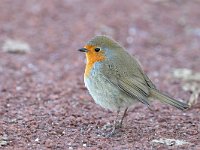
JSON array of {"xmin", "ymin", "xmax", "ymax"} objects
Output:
[{"xmin": 2, "ymin": 39, "xmax": 31, "ymax": 53}]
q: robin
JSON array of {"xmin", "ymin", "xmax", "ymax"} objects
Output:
[{"xmin": 78, "ymin": 35, "xmax": 189, "ymax": 136}]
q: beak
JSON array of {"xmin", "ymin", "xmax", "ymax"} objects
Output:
[{"xmin": 78, "ymin": 48, "xmax": 88, "ymax": 52}]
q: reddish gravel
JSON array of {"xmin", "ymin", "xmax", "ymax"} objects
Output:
[{"xmin": 0, "ymin": 0, "xmax": 200, "ymax": 149}]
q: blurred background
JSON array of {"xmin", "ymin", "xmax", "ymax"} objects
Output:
[{"xmin": 0, "ymin": 0, "xmax": 199, "ymax": 149}]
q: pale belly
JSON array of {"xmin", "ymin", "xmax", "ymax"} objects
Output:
[{"xmin": 84, "ymin": 73, "xmax": 137, "ymax": 111}]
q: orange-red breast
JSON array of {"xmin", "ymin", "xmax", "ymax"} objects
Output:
[{"xmin": 79, "ymin": 35, "xmax": 189, "ymax": 136}]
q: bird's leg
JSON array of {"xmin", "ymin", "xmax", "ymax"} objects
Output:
[
  {"xmin": 119, "ymin": 107, "xmax": 128, "ymax": 128},
  {"xmin": 108, "ymin": 109, "xmax": 120, "ymax": 137},
  {"xmin": 108, "ymin": 108, "xmax": 128, "ymax": 137},
  {"xmin": 113, "ymin": 109, "xmax": 120, "ymax": 129}
]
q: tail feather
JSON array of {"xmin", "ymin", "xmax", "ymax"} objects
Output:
[{"xmin": 150, "ymin": 89, "xmax": 189, "ymax": 110}]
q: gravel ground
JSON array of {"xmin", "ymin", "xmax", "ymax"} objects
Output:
[{"xmin": 0, "ymin": 0, "xmax": 200, "ymax": 149}]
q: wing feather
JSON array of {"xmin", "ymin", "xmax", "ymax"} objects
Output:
[{"xmin": 102, "ymin": 73, "xmax": 150, "ymax": 106}]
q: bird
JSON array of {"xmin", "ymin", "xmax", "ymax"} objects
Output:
[{"xmin": 78, "ymin": 35, "xmax": 189, "ymax": 136}]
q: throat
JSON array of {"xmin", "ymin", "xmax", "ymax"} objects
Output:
[
  {"xmin": 84, "ymin": 51, "xmax": 105, "ymax": 78},
  {"xmin": 84, "ymin": 61, "xmax": 95, "ymax": 78}
]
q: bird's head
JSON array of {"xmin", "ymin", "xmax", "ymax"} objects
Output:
[{"xmin": 79, "ymin": 35, "xmax": 123, "ymax": 77}]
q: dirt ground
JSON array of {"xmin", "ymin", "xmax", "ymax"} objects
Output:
[{"xmin": 0, "ymin": 0, "xmax": 200, "ymax": 149}]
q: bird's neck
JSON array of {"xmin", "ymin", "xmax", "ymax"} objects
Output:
[{"xmin": 84, "ymin": 52, "xmax": 105, "ymax": 78}]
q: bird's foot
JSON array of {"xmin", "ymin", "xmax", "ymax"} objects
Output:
[{"xmin": 104, "ymin": 120, "xmax": 122, "ymax": 137}]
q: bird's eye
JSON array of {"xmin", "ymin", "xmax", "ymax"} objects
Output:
[{"xmin": 94, "ymin": 47, "xmax": 101, "ymax": 52}]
